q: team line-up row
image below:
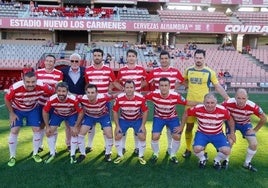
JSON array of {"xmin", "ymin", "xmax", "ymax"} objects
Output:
[{"xmin": 4, "ymin": 48, "xmax": 267, "ymax": 172}]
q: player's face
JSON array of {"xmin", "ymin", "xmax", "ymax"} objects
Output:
[
  {"xmin": 93, "ymin": 52, "xmax": 103, "ymax": 65},
  {"xmin": 86, "ymin": 87, "xmax": 97, "ymax": 101},
  {"xmin": 235, "ymin": 92, "xmax": 247, "ymax": 108},
  {"xmin": 204, "ymin": 97, "xmax": 217, "ymax": 112},
  {"xmin": 44, "ymin": 56, "xmax": 55, "ymax": 71},
  {"xmin": 124, "ymin": 82, "xmax": 135, "ymax": 97},
  {"xmin": 126, "ymin": 52, "xmax": 137, "ymax": 65},
  {"xmin": 194, "ymin": 53, "xmax": 205, "ymax": 68},
  {"xmin": 24, "ymin": 76, "xmax": 37, "ymax": 91},
  {"xmin": 70, "ymin": 57, "xmax": 80, "ymax": 70},
  {"xmin": 160, "ymin": 54, "xmax": 170, "ymax": 68},
  {"xmin": 56, "ymin": 87, "xmax": 68, "ymax": 101},
  {"xmin": 159, "ymin": 81, "xmax": 170, "ymax": 96}
]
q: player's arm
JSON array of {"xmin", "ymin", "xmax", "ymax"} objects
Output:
[
  {"xmin": 253, "ymin": 113, "xmax": 267, "ymax": 132},
  {"xmin": 112, "ymin": 80, "xmax": 124, "ymax": 91},
  {"xmin": 72, "ymin": 110, "xmax": 84, "ymax": 136},
  {"xmin": 140, "ymin": 109, "xmax": 148, "ymax": 133},
  {"xmin": 4, "ymin": 97, "xmax": 18, "ymax": 126},
  {"xmin": 214, "ymin": 83, "xmax": 229, "ymax": 100},
  {"xmin": 226, "ymin": 116, "xmax": 236, "ymax": 144},
  {"xmin": 113, "ymin": 109, "xmax": 121, "ymax": 135},
  {"xmin": 175, "ymin": 110, "xmax": 188, "ymax": 134}
]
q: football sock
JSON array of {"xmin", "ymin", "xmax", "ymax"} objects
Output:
[
  {"xmin": 151, "ymin": 140, "xmax": 159, "ymax": 155},
  {"xmin": 87, "ymin": 126, "xmax": 95, "ymax": 148},
  {"xmin": 8, "ymin": 133, "xmax": 18, "ymax": 157},
  {"xmin": 134, "ymin": 133, "xmax": 139, "ymax": 149},
  {"xmin": 105, "ymin": 138, "xmax": 113, "ymax": 155},
  {"xmin": 39, "ymin": 128, "xmax": 45, "ymax": 148},
  {"xmin": 122, "ymin": 134, "xmax": 127, "ymax": 149},
  {"xmin": 47, "ymin": 133, "xmax": 57, "ymax": 156},
  {"xmin": 166, "ymin": 127, "xmax": 172, "ymax": 149},
  {"xmin": 170, "ymin": 140, "xmax": 180, "ymax": 156},
  {"xmin": 77, "ymin": 134, "xmax": 86, "ymax": 155},
  {"xmin": 33, "ymin": 132, "xmax": 41, "ymax": 155},
  {"xmin": 70, "ymin": 136, "xmax": 78, "ymax": 156},
  {"xmin": 194, "ymin": 150, "xmax": 206, "ymax": 161},
  {"xmin": 245, "ymin": 148, "xmax": 256, "ymax": 164},
  {"xmin": 138, "ymin": 140, "xmax": 146, "ymax": 158},
  {"xmin": 115, "ymin": 139, "xmax": 123, "ymax": 157},
  {"xmin": 185, "ymin": 131, "xmax": 193, "ymax": 151},
  {"xmin": 214, "ymin": 152, "xmax": 228, "ymax": 162}
]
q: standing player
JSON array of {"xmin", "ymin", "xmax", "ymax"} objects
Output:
[
  {"xmin": 61, "ymin": 53, "xmax": 86, "ymax": 151},
  {"xmin": 77, "ymin": 84, "xmax": 114, "ymax": 163},
  {"xmin": 5, "ymin": 71, "xmax": 55, "ymax": 167},
  {"xmin": 145, "ymin": 77, "xmax": 196, "ymax": 164},
  {"xmin": 180, "ymin": 93, "xmax": 236, "ymax": 169},
  {"xmin": 117, "ymin": 49, "xmax": 148, "ymax": 155},
  {"xmin": 42, "ymin": 82, "xmax": 84, "ymax": 164},
  {"xmin": 222, "ymin": 88, "xmax": 267, "ymax": 172},
  {"xmin": 146, "ymin": 50, "xmax": 184, "ymax": 154},
  {"xmin": 36, "ymin": 54, "xmax": 63, "ymax": 152},
  {"xmin": 182, "ymin": 49, "xmax": 229, "ymax": 158},
  {"xmin": 85, "ymin": 48, "xmax": 123, "ymax": 152},
  {"xmin": 113, "ymin": 80, "xmax": 148, "ymax": 165}
]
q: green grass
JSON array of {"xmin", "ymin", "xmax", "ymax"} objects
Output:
[{"xmin": 0, "ymin": 91, "xmax": 268, "ymax": 188}]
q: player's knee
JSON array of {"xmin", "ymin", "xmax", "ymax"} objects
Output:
[
  {"xmin": 152, "ymin": 134, "xmax": 160, "ymax": 141},
  {"xmin": 193, "ymin": 146, "xmax": 203, "ymax": 154},
  {"xmin": 172, "ymin": 134, "xmax": 181, "ymax": 141}
]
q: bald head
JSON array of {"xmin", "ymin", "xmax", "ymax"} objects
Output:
[{"xmin": 235, "ymin": 88, "xmax": 248, "ymax": 108}]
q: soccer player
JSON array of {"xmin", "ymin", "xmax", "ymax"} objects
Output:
[
  {"xmin": 113, "ymin": 80, "xmax": 148, "ymax": 165},
  {"xmin": 42, "ymin": 82, "xmax": 84, "ymax": 164},
  {"xmin": 5, "ymin": 71, "xmax": 55, "ymax": 167},
  {"xmin": 61, "ymin": 53, "xmax": 86, "ymax": 151},
  {"xmin": 182, "ymin": 49, "xmax": 229, "ymax": 158},
  {"xmin": 146, "ymin": 50, "xmax": 185, "ymax": 154},
  {"xmin": 222, "ymin": 88, "xmax": 267, "ymax": 172},
  {"xmin": 117, "ymin": 49, "xmax": 148, "ymax": 155},
  {"xmin": 85, "ymin": 48, "xmax": 123, "ymax": 153},
  {"xmin": 77, "ymin": 84, "xmax": 114, "ymax": 163},
  {"xmin": 145, "ymin": 77, "xmax": 195, "ymax": 164},
  {"xmin": 36, "ymin": 54, "xmax": 63, "ymax": 152},
  {"xmin": 180, "ymin": 93, "xmax": 236, "ymax": 169}
]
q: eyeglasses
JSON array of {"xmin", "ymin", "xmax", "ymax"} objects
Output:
[{"xmin": 70, "ymin": 60, "xmax": 79, "ymax": 63}]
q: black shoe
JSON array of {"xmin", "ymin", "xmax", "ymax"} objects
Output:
[
  {"xmin": 104, "ymin": 154, "xmax": 112, "ymax": 162},
  {"xmin": 38, "ymin": 147, "xmax": 44, "ymax": 153},
  {"xmin": 243, "ymin": 162, "xmax": 257, "ymax": 172},
  {"xmin": 123, "ymin": 148, "xmax": 126, "ymax": 155},
  {"xmin": 133, "ymin": 148, "xmax": 139, "ymax": 156},
  {"xmin": 199, "ymin": 160, "xmax": 206, "ymax": 169},
  {"xmin": 76, "ymin": 155, "xmax": 86, "ymax": 163},
  {"xmin": 182, "ymin": 150, "xmax": 191, "ymax": 158},
  {"xmin": 213, "ymin": 160, "xmax": 221, "ymax": 170},
  {"xmin": 222, "ymin": 160, "xmax": 229, "ymax": 169},
  {"xmin": 169, "ymin": 156, "xmax": 179, "ymax": 164},
  {"xmin": 85, "ymin": 147, "xmax": 93, "ymax": 154}
]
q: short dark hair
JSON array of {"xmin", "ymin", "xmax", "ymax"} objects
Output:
[
  {"xmin": 124, "ymin": 80, "xmax": 135, "ymax": 87},
  {"xmin": 194, "ymin": 49, "xmax": 206, "ymax": 57},
  {"xmin": 45, "ymin": 54, "xmax": 56, "ymax": 62},
  {"xmin": 159, "ymin": 77, "xmax": 170, "ymax": 84},
  {"xmin": 56, "ymin": 82, "xmax": 69, "ymax": 91},
  {"xmin": 24, "ymin": 71, "xmax": 35, "ymax": 78},
  {"xmin": 126, "ymin": 49, "xmax": 137, "ymax": 57},
  {"xmin": 159, "ymin": 50, "xmax": 170, "ymax": 58},
  {"xmin": 92, "ymin": 48, "xmax": 104, "ymax": 57},
  {"xmin": 86, "ymin": 84, "xmax": 98, "ymax": 92}
]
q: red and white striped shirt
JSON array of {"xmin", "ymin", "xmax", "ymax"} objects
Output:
[
  {"xmin": 145, "ymin": 90, "xmax": 187, "ymax": 119},
  {"xmin": 146, "ymin": 67, "xmax": 184, "ymax": 90},
  {"xmin": 43, "ymin": 94, "xmax": 82, "ymax": 117},
  {"xmin": 187, "ymin": 104, "xmax": 231, "ymax": 135},
  {"xmin": 5, "ymin": 80, "xmax": 55, "ymax": 111},
  {"xmin": 77, "ymin": 93, "xmax": 112, "ymax": 118},
  {"xmin": 35, "ymin": 68, "xmax": 63, "ymax": 105},
  {"xmin": 85, "ymin": 65, "xmax": 116, "ymax": 93},
  {"xmin": 222, "ymin": 98, "xmax": 264, "ymax": 125},
  {"xmin": 113, "ymin": 92, "xmax": 148, "ymax": 120},
  {"xmin": 117, "ymin": 65, "xmax": 147, "ymax": 92}
]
